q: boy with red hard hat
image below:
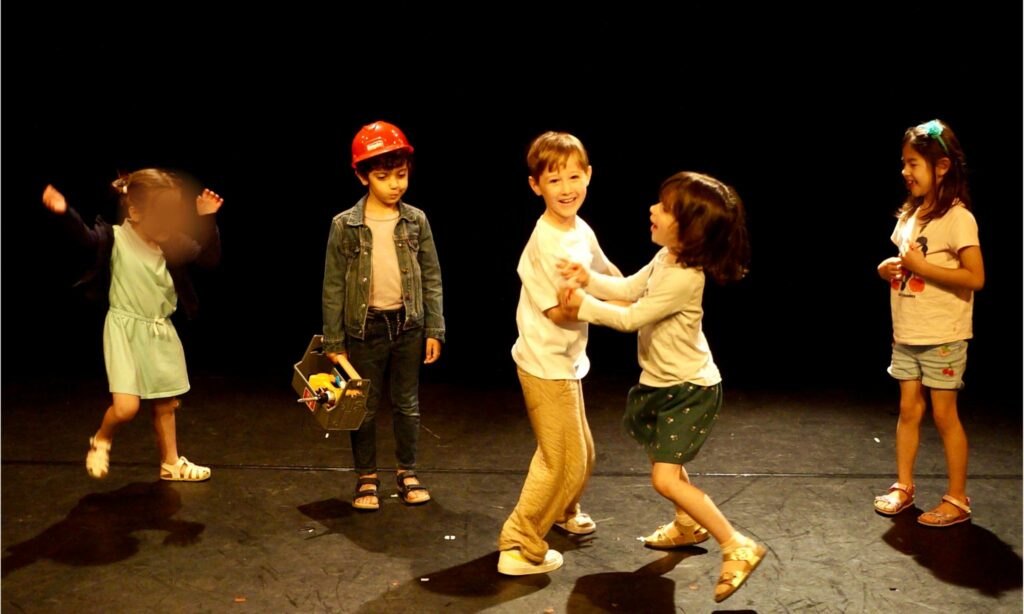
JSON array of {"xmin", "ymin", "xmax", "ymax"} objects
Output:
[{"xmin": 322, "ymin": 121, "xmax": 445, "ymax": 510}]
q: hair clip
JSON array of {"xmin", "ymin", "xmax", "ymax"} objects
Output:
[
  {"xmin": 920, "ymin": 120, "xmax": 949, "ymax": 153},
  {"xmin": 112, "ymin": 177, "xmax": 129, "ymax": 194}
]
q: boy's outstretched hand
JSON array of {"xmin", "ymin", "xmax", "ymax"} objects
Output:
[
  {"xmin": 425, "ymin": 338, "xmax": 442, "ymax": 364},
  {"xmin": 42, "ymin": 184, "xmax": 68, "ymax": 215},
  {"xmin": 556, "ymin": 259, "xmax": 589, "ymax": 289},
  {"xmin": 196, "ymin": 189, "xmax": 224, "ymax": 216}
]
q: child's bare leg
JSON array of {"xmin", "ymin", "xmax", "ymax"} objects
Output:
[
  {"xmin": 95, "ymin": 393, "xmax": 141, "ymax": 443},
  {"xmin": 651, "ymin": 462, "xmax": 763, "ymax": 601},
  {"xmin": 651, "ymin": 462, "xmax": 733, "ymax": 542},
  {"xmin": 895, "ymin": 380, "xmax": 927, "ymax": 490},
  {"xmin": 152, "ymin": 398, "xmax": 181, "ymax": 465},
  {"xmin": 930, "ymin": 389, "xmax": 968, "ymax": 511}
]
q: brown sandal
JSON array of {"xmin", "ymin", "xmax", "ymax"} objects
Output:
[
  {"xmin": 874, "ymin": 482, "xmax": 915, "ymax": 516},
  {"xmin": 918, "ymin": 495, "xmax": 971, "ymax": 527}
]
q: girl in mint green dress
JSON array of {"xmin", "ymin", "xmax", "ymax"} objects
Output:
[{"xmin": 42, "ymin": 169, "xmax": 223, "ymax": 482}]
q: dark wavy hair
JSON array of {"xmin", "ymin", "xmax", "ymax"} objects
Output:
[
  {"xmin": 660, "ymin": 172, "xmax": 750, "ymax": 284},
  {"xmin": 355, "ymin": 149, "xmax": 414, "ymax": 178},
  {"xmin": 900, "ymin": 119, "xmax": 970, "ymax": 222}
]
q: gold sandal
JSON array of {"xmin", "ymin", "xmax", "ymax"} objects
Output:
[
  {"xmin": 714, "ymin": 540, "xmax": 766, "ymax": 603},
  {"xmin": 918, "ymin": 494, "xmax": 971, "ymax": 527},
  {"xmin": 873, "ymin": 482, "xmax": 915, "ymax": 516},
  {"xmin": 643, "ymin": 520, "xmax": 710, "ymax": 549}
]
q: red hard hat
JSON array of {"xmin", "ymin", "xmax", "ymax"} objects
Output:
[{"xmin": 351, "ymin": 121, "xmax": 414, "ymax": 168}]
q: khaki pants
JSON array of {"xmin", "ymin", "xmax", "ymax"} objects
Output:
[{"xmin": 498, "ymin": 367, "xmax": 596, "ymax": 563}]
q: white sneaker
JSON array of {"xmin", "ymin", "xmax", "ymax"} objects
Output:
[
  {"xmin": 497, "ymin": 548, "xmax": 563, "ymax": 576},
  {"xmin": 554, "ymin": 509, "xmax": 596, "ymax": 535}
]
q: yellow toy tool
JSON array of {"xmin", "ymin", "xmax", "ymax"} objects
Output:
[{"xmin": 292, "ymin": 335, "xmax": 370, "ymax": 431}]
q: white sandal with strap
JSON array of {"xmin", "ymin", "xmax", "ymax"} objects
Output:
[
  {"xmin": 918, "ymin": 494, "xmax": 971, "ymax": 527},
  {"xmin": 160, "ymin": 456, "xmax": 211, "ymax": 482},
  {"xmin": 86, "ymin": 437, "xmax": 112, "ymax": 479}
]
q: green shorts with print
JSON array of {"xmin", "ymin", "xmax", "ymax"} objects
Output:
[
  {"xmin": 888, "ymin": 341, "xmax": 968, "ymax": 390},
  {"xmin": 624, "ymin": 381, "xmax": 722, "ymax": 465}
]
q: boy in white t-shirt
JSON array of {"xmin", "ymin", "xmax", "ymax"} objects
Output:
[{"xmin": 497, "ymin": 132, "xmax": 621, "ymax": 576}]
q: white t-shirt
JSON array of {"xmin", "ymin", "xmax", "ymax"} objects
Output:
[
  {"xmin": 578, "ymin": 247, "xmax": 721, "ymax": 387},
  {"xmin": 511, "ymin": 216, "xmax": 620, "ymax": 380},
  {"xmin": 890, "ymin": 204, "xmax": 979, "ymax": 345}
]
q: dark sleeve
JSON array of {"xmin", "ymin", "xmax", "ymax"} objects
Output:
[{"xmin": 58, "ymin": 206, "xmax": 104, "ymax": 252}]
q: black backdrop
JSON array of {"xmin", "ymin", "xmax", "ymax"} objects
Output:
[{"xmin": 4, "ymin": 5, "xmax": 1020, "ymax": 402}]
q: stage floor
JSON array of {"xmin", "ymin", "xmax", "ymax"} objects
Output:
[{"xmin": 3, "ymin": 376, "xmax": 1021, "ymax": 613}]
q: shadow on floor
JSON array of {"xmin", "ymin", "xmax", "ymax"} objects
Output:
[
  {"xmin": 2, "ymin": 481, "xmax": 204, "ymax": 577},
  {"xmin": 882, "ymin": 506, "xmax": 1023, "ymax": 597},
  {"xmin": 298, "ymin": 495, "xmax": 497, "ymax": 559},
  {"xmin": 566, "ymin": 548, "xmax": 714, "ymax": 613},
  {"xmin": 354, "ymin": 552, "xmax": 551, "ymax": 613}
]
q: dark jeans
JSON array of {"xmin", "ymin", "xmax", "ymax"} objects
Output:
[{"xmin": 346, "ymin": 308, "xmax": 423, "ymax": 475}]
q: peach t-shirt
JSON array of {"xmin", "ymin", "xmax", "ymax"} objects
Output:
[{"xmin": 890, "ymin": 203, "xmax": 979, "ymax": 345}]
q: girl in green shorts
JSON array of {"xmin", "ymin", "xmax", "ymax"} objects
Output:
[{"xmin": 560, "ymin": 171, "xmax": 765, "ymax": 603}]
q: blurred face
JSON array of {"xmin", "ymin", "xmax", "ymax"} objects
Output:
[
  {"xmin": 529, "ymin": 156, "xmax": 592, "ymax": 225},
  {"xmin": 901, "ymin": 142, "xmax": 948, "ymax": 202},
  {"xmin": 128, "ymin": 188, "xmax": 185, "ymax": 243},
  {"xmin": 358, "ymin": 163, "xmax": 409, "ymax": 207},
  {"xmin": 649, "ymin": 201, "xmax": 679, "ymax": 248}
]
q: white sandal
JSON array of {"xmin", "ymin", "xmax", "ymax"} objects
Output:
[
  {"xmin": 86, "ymin": 436, "xmax": 111, "ymax": 479},
  {"xmin": 644, "ymin": 519, "xmax": 710, "ymax": 549},
  {"xmin": 160, "ymin": 456, "xmax": 211, "ymax": 482}
]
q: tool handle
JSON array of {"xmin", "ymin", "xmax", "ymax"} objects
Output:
[{"xmin": 334, "ymin": 354, "xmax": 362, "ymax": 381}]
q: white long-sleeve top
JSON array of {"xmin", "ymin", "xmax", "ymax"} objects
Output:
[{"xmin": 577, "ymin": 247, "xmax": 721, "ymax": 387}]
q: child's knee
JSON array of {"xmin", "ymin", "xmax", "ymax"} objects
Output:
[
  {"xmin": 111, "ymin": 397, "xmax": 141, "ymax": 420},
  {"xmin": 650, "ymin": 468, "xmax": 677, "ymax": 497},
  {"xmin": 898, "ymin": 399, "xmax": 926, "ymax": 422},
  {"xmin": 153, "ymin": 399, "xmax": 180, "ymax": 416},
  {"xmin": 932, "ymin": 407, "xmax": 961, "ymax": 431}
]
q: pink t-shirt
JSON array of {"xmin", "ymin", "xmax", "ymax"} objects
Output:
[{"xmin": 890, "ymin": 203, "xmax": 979, "ymax": 345}]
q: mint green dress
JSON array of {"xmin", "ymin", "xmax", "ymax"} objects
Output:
[{"xmin": 102, "ymin": 224, "xmax": 190, "ymax": 399}]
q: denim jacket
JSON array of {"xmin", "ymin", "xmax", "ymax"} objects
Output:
[{"xmin": 322, "ymin": 196, "xmax": 445, "ymax": 352}]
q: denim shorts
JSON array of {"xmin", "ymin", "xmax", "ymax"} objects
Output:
[{"xmin": 888, "ymin": 341, "xmax": 968, "ymax": 390}]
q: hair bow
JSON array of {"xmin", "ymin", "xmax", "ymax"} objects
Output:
[{"xmin": 920, "ymin": 120, "xmax": 949, "ymax": 153}]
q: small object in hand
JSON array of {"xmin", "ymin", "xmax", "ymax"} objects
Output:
[{"xmin": 234, "ymin": 596, "xmax": 247, "ymax": 603}]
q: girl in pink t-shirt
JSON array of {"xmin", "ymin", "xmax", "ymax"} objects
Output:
[{"xmin": 873, "ymin": 120, "xmax": 984, "ymax": 527}]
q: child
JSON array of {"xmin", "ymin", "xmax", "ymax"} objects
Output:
[
  {"xmin": 559, "ymin": 171, "xmax": 765, "ymax": 603},
  {"xmin": 41, "ymin": 169, "xmax": 223, "ymax": 482},
  {"xmin": 322, "ymin": 121, "xmax": 445, "ymax": 510},
  {"xmin": 873, "ymin": 120, "xmax": 983, "ymax": 527},
  {"xmin": 497, "ymin": 131, "xmax": 622, "ymax": 576}
]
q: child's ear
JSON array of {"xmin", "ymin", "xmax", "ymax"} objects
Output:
[
  {"xmin": 355, "ymin": 171, "xmax": 370, "ymax": 187},
  {"xmin": 934, "ymin": 157, "xmax": 951, "ymax": 179},
  {"xmin": 528, "ymin": 176, "xmax": 542, "ymax": 196},
  {"xmin": 583, "ymin": 165, "xmax": 593, "ymax": 186}
]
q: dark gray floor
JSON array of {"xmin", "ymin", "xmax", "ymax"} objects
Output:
[{"xmin": 3, "ymin": 376, "xmax": 1021, "ymax": 613}]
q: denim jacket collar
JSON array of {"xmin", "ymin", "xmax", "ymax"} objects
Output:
[{"xmin": 345, "ymin": 195, "xmax": 417, "ymax": 227}]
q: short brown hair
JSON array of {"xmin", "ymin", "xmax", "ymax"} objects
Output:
[
  {"xmin": 111, "ymin": 168, "xmax": 181, "ymax": 211},
  {"xmin": 526, "ymin": 131, "xmax": 590, "ymax": 180},
  {"xmin": 660, "ymin": 172, "xmax": 750, "ymax": 284}
]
